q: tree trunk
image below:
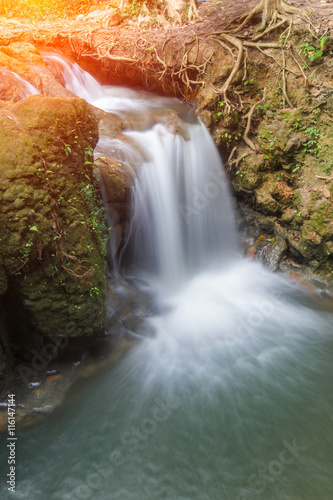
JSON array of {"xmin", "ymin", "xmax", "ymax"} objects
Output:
[
  {"xmin": 262, "ymin": 0, "xmax": 279, "ymax": 25},
  {"xmin": 165, "ymin": 0, "xmax": 199, "ymax": 23},
  {"xmin": 164, "ymin": 0, "xmax": 183, "ymax": 22},
  {"xmin": 235, "ymin": 0, "xmax": 304, "ymax": 32}
]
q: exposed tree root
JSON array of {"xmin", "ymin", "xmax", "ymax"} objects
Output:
[
  {"xmin": 215, "ymin": 34, "xmax": 244, "ymax": 113},
  {"xmin": 232, "ymin": 0, "xmax": 308, "ymax": 33},
  {"xmin": 188, "ymin": 0, "xmax": 200, "ymax": 23},
  {"xmin": 243, "ymin": 89, "xmax": 267, "ymax": 151},
  {"xmin": 201, "ymin": 2, "xmax": 314, "ymax": 168},
  {"xmin": 227, "ymin": 151, "xmax": 251, "ymax": 171},
  {"xmin": 251, "ymin": 17, "xmax": 288, "ymax": 41}
]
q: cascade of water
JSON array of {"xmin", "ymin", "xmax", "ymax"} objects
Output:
[
  {"xmin": 123, "ymin": 120, "xmax": 238, "ymax": 288},
  {"xmin": 42, "ymin": 53, "xmax": 107, "ymax": 103},
  {"xmin": 44, "ymin": 54, "xmax": 239, "ymax": 287},
  {"xmin": 9, "ymin": 71, "xmax": 40, "ymax": 97}
]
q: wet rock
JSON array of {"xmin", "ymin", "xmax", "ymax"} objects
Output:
[
  {"xmin": 255, "ymin": 183, "xmax": 279, "ymax": 215},
  {"xmin": 261, "ymin": 238, "xmax": 288, "ymax": 272},
  {"xmin": 95, "ymin": 155, "xmax": 133, "ymax": 257},
  {"xmin": 0, "ymin": 49, "xmax": 41, "ymax": 91},
  {"xmin": 0, "ymin": 42, "xmax": 73, "ymax": 101},
  {"xmin": 237, "ymin": 152, "xmax": 264, "ymax": 191},
  {"xmin": 0, "ymin": 67, "xmax": 35, "ymax": 102},
  {"xmin": 196, "ymin": 84, "xmax": 218, "ymax": 110},
  {"xmin": 0, "ymin": 42, "xmax": 44, "ymax": 66},
  {"xmin": 105, "ymin": 275, "xmax": 154, "ymax": 338},
  {"xmin": 29, "ymin": 64, "xmax": 74, "ymax": 98},
  {"xmin": 121, "ymin": 107, "xmax": 191, "ymax": 140},
  {"xmin": 199, "ymin": 109, "xmax": 213, "ymax": 128},
  {"xmin": 281, "ymin": 208, "xmax": 298, "ymax": 224},
  {"xmin": 287, "ymin": 231, "xmax": 305, "ymax": 259},
  {"xmin": 93, "ymin": 106, "xmax": 123, "ymax": 138}
]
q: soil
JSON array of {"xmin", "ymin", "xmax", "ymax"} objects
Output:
[{"xmin": 0, "ymin": 1, "xmax": 332, "ymax": 95}]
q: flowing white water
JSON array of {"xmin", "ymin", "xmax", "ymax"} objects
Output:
[
  {"xmin": 42, "ymin": 54, "xmax": 106, "ymax": 103},
  {"xmin": 2, "ymin": 55, "xmax": 332, "ymax": 500},
  {"xmin": 9, "ymin": 71, "xmax": 40, "ymax": 97},
  {"xmin": 124, "ymin": 121, "xmax": 238, "ymax": 287}
]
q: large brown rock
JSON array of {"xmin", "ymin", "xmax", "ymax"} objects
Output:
[
  {"xmin": 0, "ymin": 95, "xmax": 107, "ymax": 351},
  {"xmin": 0, "ymin": 42, "xmax": 73, "ymax": 101}
]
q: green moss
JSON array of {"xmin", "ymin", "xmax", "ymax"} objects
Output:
[
  {"xmin": 308, "ymin": 201, "xmax": 332, "ymax": 238},
  {"xmin": 0, "ymin": 96, "xmax": 107, "ymax": 337}
]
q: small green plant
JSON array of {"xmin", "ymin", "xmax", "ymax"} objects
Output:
[
  {"xmin": 290, "ymin": 118, "xmax": 304, "ymax": 132},
  {"xmin": 216, "ymin": 100, "xmax": 226, "ymax": 117},
  {"xmin": 256, "ymin": 103, "xmax": 269, "ymax": 113},
  {"xmin": 298, "ymin": 42, "xmax": 323, "ymax": 62},
  {"xmin": 64, "ymin": 143, "xmax": 72, "ymax": 156},
  {"xmin": 220, "ymin": 130, "xmax": 241, "ymax": 148},
  {"xmin": 20, "ymin": 241, "xmax": 33, "ymax": 260},
  {"xmin": 292, "ymin": 164, "xmax": 301, "ymax": 174},
  {"xmin": 78, "ymin": 181, "xmax": 108, "ymax": 255},
  {"xmin": 303, "ymin": 124, "xmax": 321, "ymax": 156},
  {"xmin": 89, "ymin": 286, "xmax": 100, "ymax": 298},
  {"xmin": 321, "ymin": 163, "xmax": 333, "ymax": 175},
  {"xmin": 320, "ymin": 36, "xmax": 330, "ymax": 51}
]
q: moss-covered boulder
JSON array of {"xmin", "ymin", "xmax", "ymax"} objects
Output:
[{"xmin": 0, "ymin": 95, "xmax": 107, "ymax": 346}]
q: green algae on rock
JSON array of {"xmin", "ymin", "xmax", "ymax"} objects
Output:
[{"xmin": 0, "ymin": 95, "xmax": 107, "ymax": 349}]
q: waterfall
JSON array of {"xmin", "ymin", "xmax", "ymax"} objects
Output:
[
  {"xmin": 123, "ymin": 121, "xmax": 238, "ymax": 288},
  {"xmin": 4, "ymin": 52, "xmax": 332, "ymax": 500},
  {"xmin": 42, "ymin": 53, "xmax": 106, "ymax": 103},
  {"xmin": 45, "ymin": 53, "xmax": 238, "ymax": 289}
]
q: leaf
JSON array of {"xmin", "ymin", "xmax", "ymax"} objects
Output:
[
  {"xmin": 320, "ymin": 37, "xmax": 328, "ymax": 50},
  {"xmin": 30, "ymin": 226, "xmax": 38, "ymax": 232},
  {"xmin": 323, "ymin": 187, "xmax": 330, "ymax": 199}
]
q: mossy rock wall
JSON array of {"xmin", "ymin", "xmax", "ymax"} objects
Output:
[
  {"xmin": 196, "ymin": 31, "xmax": 333, "ymax": 282},
  {"xmin": 0, "ymin": 95, "xmax": 107, "ymax": 355}
]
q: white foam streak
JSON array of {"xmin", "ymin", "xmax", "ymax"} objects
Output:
[
  {"xmin": 43, "ymin": 54, "xmax": 106, "ymax": 103},
  {"xmin": 10, "ymin": 71, "xmax": 40, "ymax": 97}
]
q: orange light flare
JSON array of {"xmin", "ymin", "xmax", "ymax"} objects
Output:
[{"xmin": 0, "ymin": 0, "xmax": 97, "ymax": 21}]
